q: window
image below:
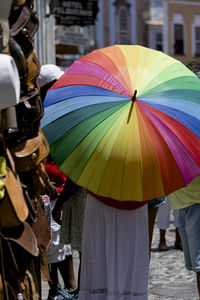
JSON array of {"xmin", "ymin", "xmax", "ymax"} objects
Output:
[
  {"xmin": 116, "ymin": 6, "xmax": 130, "ymax": 45},
  {"xmin": 156, "ymin": 32, "xmax": 163, "ymax": 51},
  {"xmin": 192, "ymin": 15, "xmax": 200, "ymax": 57},
  {"xmin": 174, "ymin": 24, "xmax": 184, "ymax": 55},
  {"xmin": 120, "ymin": 10, "xmax": 127, "ymax": 31},
  {"xmin": 172, "ymin": 13, "xmax": 185, "ymax": 55},
  {"xmin": 195, "ymin": 26, "xmax": 200, "ymax": 56}
]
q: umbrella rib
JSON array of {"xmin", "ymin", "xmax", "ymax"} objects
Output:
[
  {"xmin": 127, "ymin": 90, "xmax": 137, "ymax": 124},
  {"xmin": 42, "ymin": 45, "xmax": 200, "ymax": 202}
]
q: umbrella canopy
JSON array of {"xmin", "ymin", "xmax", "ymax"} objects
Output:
[{"xmin": 41, "ymin": 45, "xmax": 200, "ymax": 202}]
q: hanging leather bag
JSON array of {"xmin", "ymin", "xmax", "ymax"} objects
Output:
[
  {"xmin": 10, "ymin": 130, "xmax": 49, "ymax": 195},
  {"xmin": 0, "ymin": 149, "xmax": 28, "ymax": 228},
  {"xmin": 9, "ymin": 4, "xmax": 39, "ymax": 45},
  {"xmin": 10, "ymin": 129, "xmax": 49, "ymax": 173}
]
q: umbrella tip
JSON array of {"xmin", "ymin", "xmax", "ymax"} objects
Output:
[{"xmin": 132, "ymin": 90, "xmax": 137, "ymax": 102}]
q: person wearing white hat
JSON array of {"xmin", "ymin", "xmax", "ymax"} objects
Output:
[
  {"xmin": 37, "ymin": 64, "xmax": 64, "ymax": 101},
  {"xmin": 38, "ymin": 65, "xmax": 76, "ymax": 300},
  {"xmin": 38, "ymin": 64, "xmax": 64, "ymax": 88}
]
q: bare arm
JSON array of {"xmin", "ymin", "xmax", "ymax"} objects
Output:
[{"xmin": 52, "ymin": 178, "xmax": 79, "ymax": 224}]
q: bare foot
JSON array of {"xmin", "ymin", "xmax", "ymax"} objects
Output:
[{"xmin": 158, "ymin": 242, "xmax": 168, "ymax": 251}]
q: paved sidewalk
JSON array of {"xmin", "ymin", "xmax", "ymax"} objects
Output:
[
  {"xmin": 42, "ymin": 217, "xmax": 199, "ymax": 299},
  {"xmin": 149, "ymin": 224, "xmax": 198, "ymax": 299}
]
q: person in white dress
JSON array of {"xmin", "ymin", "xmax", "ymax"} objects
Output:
[{"xmin": 79, "ymin": 190, "xmax": 149, "ymax": 300}]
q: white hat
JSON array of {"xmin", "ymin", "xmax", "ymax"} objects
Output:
[
  {"xmin": 37, "ymin": 64, "xmax": 64, "ymax": 88},
  {"xmin": 0, "ymin": 54, "xmax": 20, "ymax": 109}
]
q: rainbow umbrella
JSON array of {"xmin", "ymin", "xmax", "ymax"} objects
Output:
[{"xmin": 41, "ymin": 45, "xmax": 200, "ymax": 202}]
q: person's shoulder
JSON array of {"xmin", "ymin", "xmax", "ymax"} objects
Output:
[{"xmin": 183, "ymin": 175, "xmax": 200, "ymax": 192}]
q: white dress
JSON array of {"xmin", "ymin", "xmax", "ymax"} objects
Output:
[{"xmin": 79, "ymin": 194, "xmax": 149, "ymax": 300}]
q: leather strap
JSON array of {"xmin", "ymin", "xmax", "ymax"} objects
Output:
[{"xmin": 10, "ymin": 5, "xmax": 39, "ymax": 44}]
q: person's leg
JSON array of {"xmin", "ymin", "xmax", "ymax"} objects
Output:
[
  {"xmin": 173, "ymin": 209, "xmax": 182, "ymax": 249},
  {"xmin": 158, "ymin": 229, "xmax": 168, "ymax": 250},
  {"xmin": 78, "ymin": 251, "xmax": 81, "ymax": 291},
  {"xmin": 184, "ymin": 204, "xmax": 200, "ymax": 298},
  {"xmin": 48, "ymin": 263, "xmax": 59, "ymax": 290},
  {"xmin": 48, "ymin": 263, "xmax": 65, "ymax": 300},
  {"xmin": 157, "ymin": 200, "xmax": 170, "ymax": 250},
  {"xmin": 148, "ymin": 206, "xmax": 158, "ymax": 257},
  {"xmin": 66, "ymin": 252, "xmax": 81, "ymax": 298},
  {"xmin": 179, "ymin": 204, "xmax": 200, "ymax": 298},
  {"xmin": 57, "ymin": 255, "xmax": 77, "ymax": 290},
  {"xmin": 178, "ymin": 208, "xmax": 192, "ymax": 269},
  {"xmin": 196, "ymin": 272, "xmax": 200, "ymax": 296},
  {"xmin": 175, "ymin": 227, "xmax": 182, "ymax": 249}
]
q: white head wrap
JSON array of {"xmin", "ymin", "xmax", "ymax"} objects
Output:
[
  {"xmin": 0, "ymin": 54, "xmax": 20, "ymax": 109},
  {"xmin": 37, "ymin": 64, "xmax": 64, "ymax": 88}
]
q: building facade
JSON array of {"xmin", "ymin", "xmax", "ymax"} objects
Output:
[
  {"xmin": 147, "ymin": 17, "xmax": 163, "ymax": 50},
  {"xmin": 34, "ymin": 0, "xmax": 98, "ymax": 66},
  {"xmin": 34, "ymin": 0, "xmax": 200, "ymax": 67},
  {"xmin": 147, "ymin": 0, "xmax": 163, "ymax": 50},
  {"xmin": 163, "ymin": 0, "xmax": 200, "ymax": 64},
  {"xmin": 95, "ymin": 0, "xmax": 150, "ymax": 49}
]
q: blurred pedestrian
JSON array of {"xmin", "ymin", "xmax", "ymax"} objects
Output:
[
  {"xmin": 168, "ymin": 175, "xmax": 200, "ymax": 297},
  {"xmin": 78, "ymin": 189, "xmax": 149, "ymax": 300},
  {"xmin": 39, "ymin": 65, "xmax": 76, "ymax": 300},
  {"xmin": 168, "ymin": 59, "xmax": 200, "ymax": 298},
  {"xmin": 52, "ymin": 178, "xmax": 86, "ymax": 299},
  {"xmin": 148, "ymin": 197, "xmax": 166, "ymax": 257},
  {"xmin": 53, "ymin": 177, "xmax": 149, "ymax": 299}
]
